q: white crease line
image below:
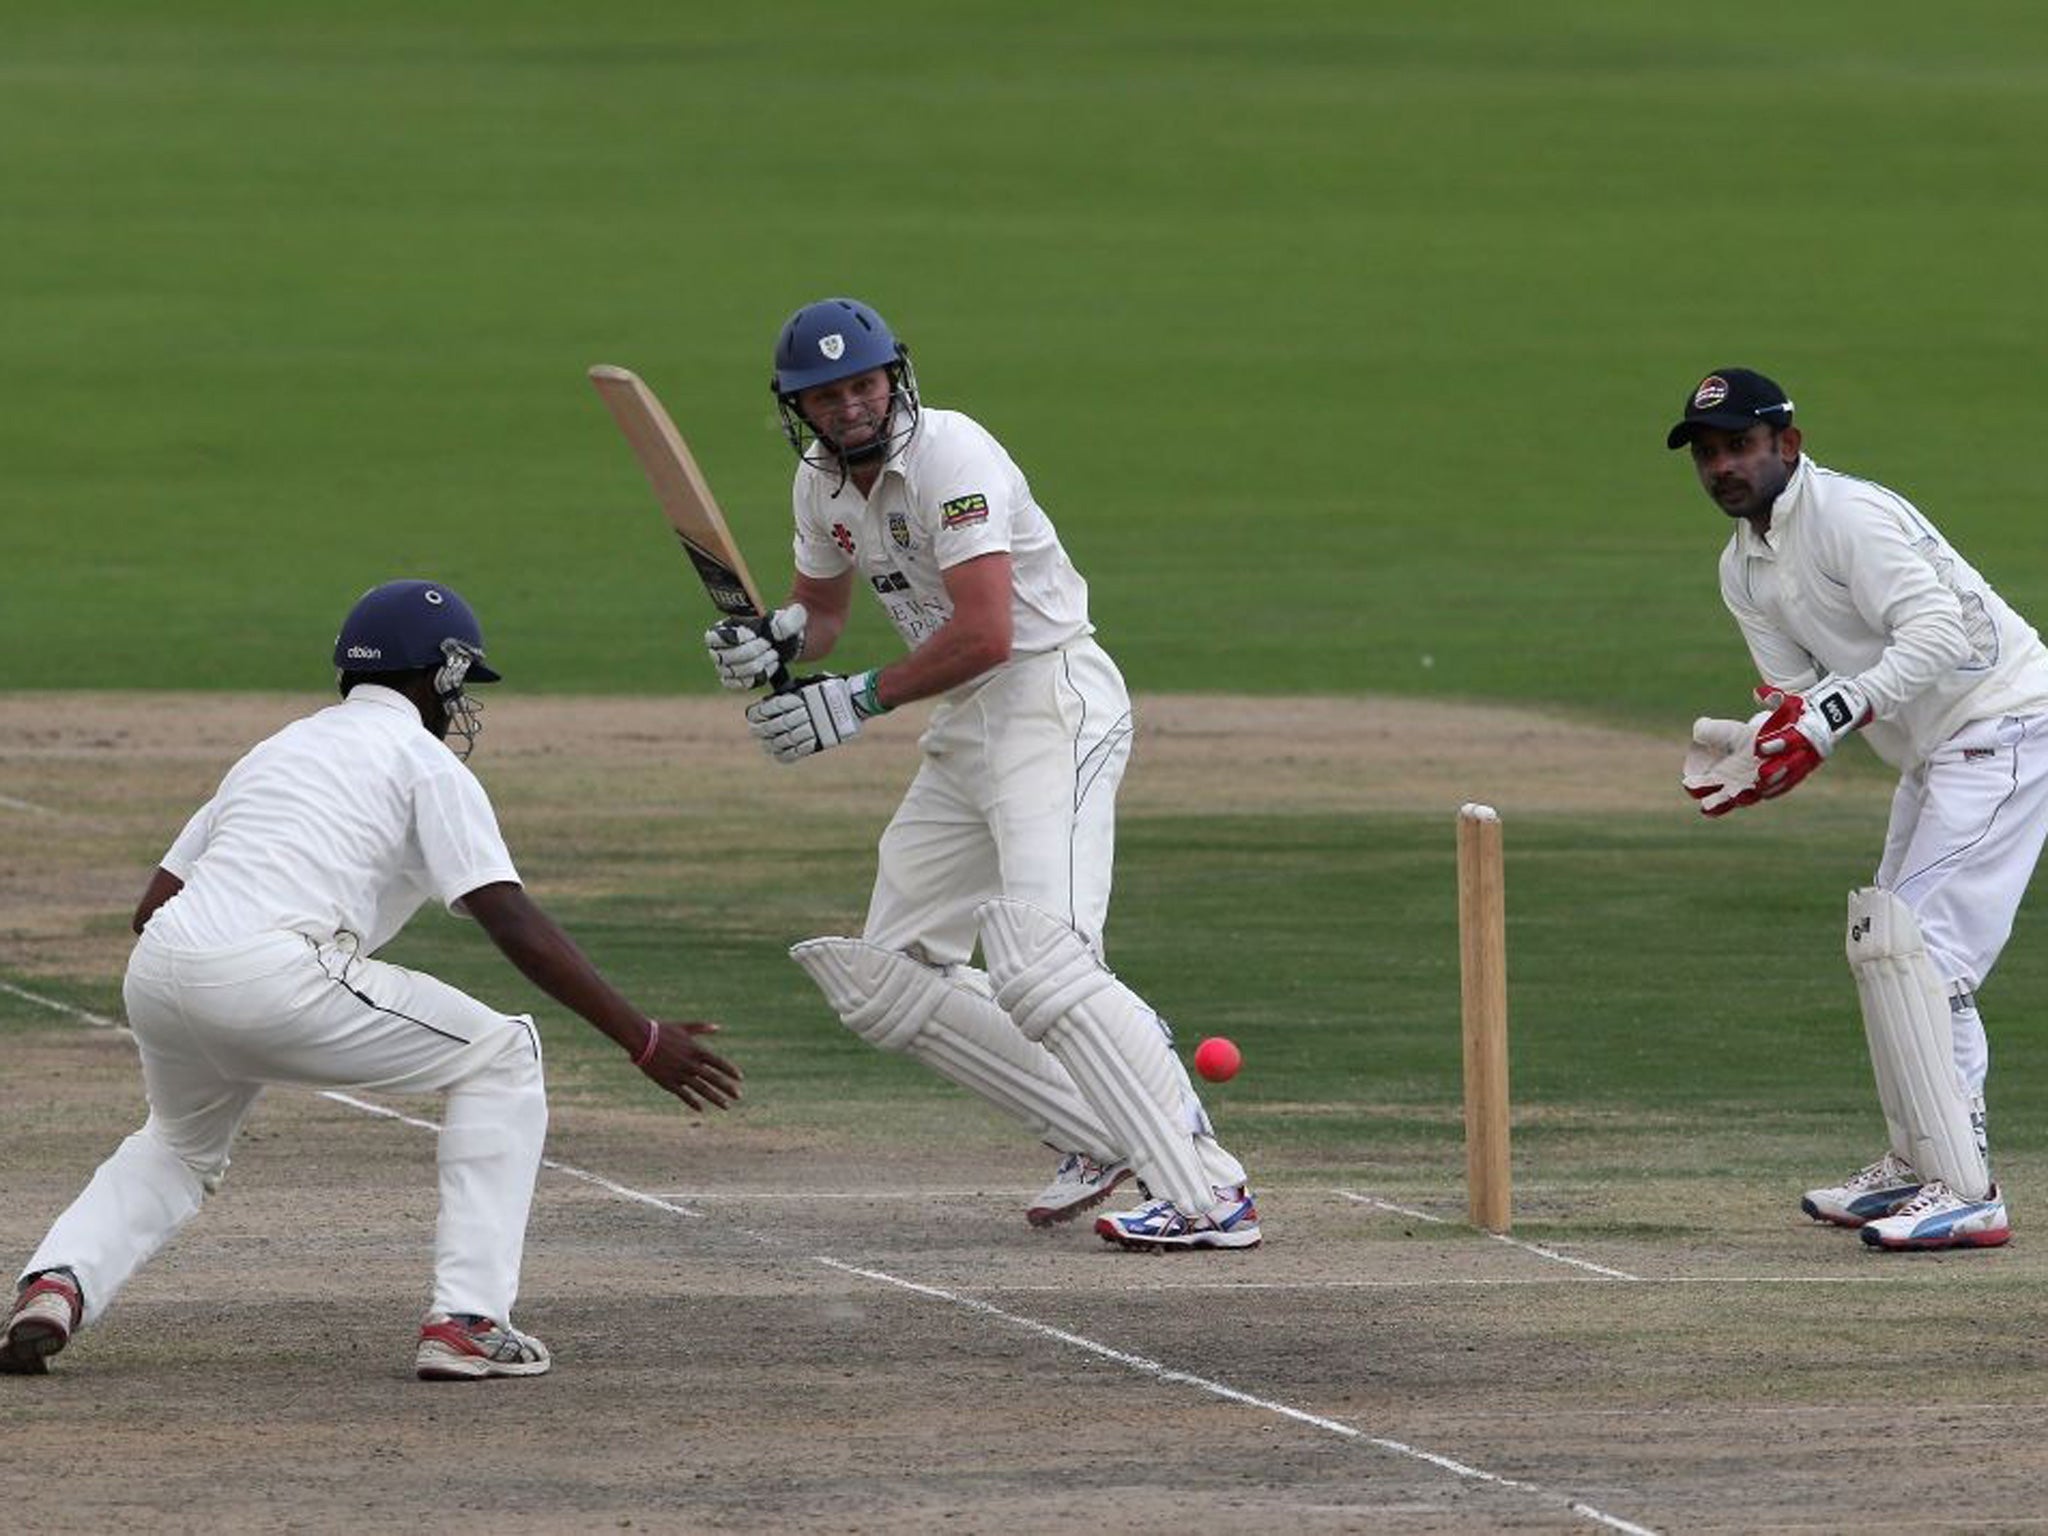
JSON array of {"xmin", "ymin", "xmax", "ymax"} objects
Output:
[
  {"xmin": 0, "ymin": 977, "xmax": 127, "ymax": 1032},
  {"xmin": 24, "ymin": 980, "xmax": 1656, "ymax": 1532},
  {"xmin": 959, "ymin": 1274, "xmax": 1917, "ymax": 1291},
  {"xmin": 819, "ymin": 1258, "xmax": 1656, "ymax": 1535},
  {"xmin": 1339, "ymin": 1190, "xmax": 1643, "ymax": 1280},
  {"xmin": 0, "ymin": 793, "xmax": 55, "ymax": 815}
]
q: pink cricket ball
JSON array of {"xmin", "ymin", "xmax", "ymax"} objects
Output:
[{"xmin": 1193, "ymin": 1036, "xmax": 1242, "ymax": 1083}]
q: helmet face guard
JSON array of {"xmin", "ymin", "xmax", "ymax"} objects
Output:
[
  {"xmin": 334, "ymin": 580, "xmax": 499, "ymax": 757},
  {"xmin": 770, "ymin": 298, "xmax": 921, "ymax": 475}
]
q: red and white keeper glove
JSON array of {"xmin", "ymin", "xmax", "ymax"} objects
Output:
[
  {"xmin": 1752, "ymin": 675, "xmax": 1871, "ymax": 800},
  {"xmin": 1680, "ymin": 708, "xmax": 1778, "ymax": 816}
]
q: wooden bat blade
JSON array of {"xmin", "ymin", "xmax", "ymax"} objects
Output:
[{"xmin": 587, "ymin": 364, "xmax": 767, "ymax": 620}]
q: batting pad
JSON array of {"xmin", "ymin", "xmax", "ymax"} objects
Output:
[
  {"xmin": 1845, "ymin": 887, "xmax": 1989, "ymax": 1200},
  {"xmin": 790, "ymin": 937, "xmax": 1120, "ymax": 1161},
  {"xmin": 979, "ymin": 898, "xmax": 1214, "ymax": 1214}
]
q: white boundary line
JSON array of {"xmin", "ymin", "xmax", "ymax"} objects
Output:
[
  {"xmin": 1339, "ymin": 1189, "xmax": 1644, "ymax": 1280},
  {"xmin": 14, "ymin": 982, "xmax": 1661, "ymax": 1533}
]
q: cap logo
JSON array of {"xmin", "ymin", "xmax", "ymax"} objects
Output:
[
  {"xmin": 1692, "ymin": 376, "xmax": 1730, "ymax": 410},
  {"xmin": 819, "ymin": 334, "xmax": 846, "ymax": 361}
]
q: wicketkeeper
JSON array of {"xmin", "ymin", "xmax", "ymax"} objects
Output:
[
  {"xmin": 704, "ymin": 297, "xmax": 1258, "ymax": 1251},
  {"xmin": 1673, "ymin": 369, "xmax": 2048, "ymax": 1250}
]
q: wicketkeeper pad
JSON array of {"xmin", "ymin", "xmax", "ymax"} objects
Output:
[
  {"xmin": 978, "ymin": 898, "xmax": 1217, "ymax": 1215},
  {"xmin": 789, "ymin": 937, "xmax": 1120, "ymax": 1162},
  {"xmin": 1845, "ymin": 887, "xmax": 1990, "ymax": 1200}
]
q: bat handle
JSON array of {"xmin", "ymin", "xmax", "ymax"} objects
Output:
[{"xmin": 767, "ymin": 662, "xmax": 794, "ymax": 694}]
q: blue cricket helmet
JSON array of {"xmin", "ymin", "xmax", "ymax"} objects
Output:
[
  {"xmin": 770, "ymin": 297, "xmax": 922, "ymax": 472},
  {"xmin": 771, "ymin": 297, "xmax": 907, "ymax": 396},
  {"xmin": 334, "ymin": 579, "xmax": 501, "ymax": 682}
]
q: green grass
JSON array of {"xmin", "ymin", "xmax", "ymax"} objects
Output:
[
  {"xmin": 21, "ymin": 802, "xmax": 2041, "ymax": 1214},
  {"xmin": 7, "ymin": 4, "xmax": 2048, "ymax": 724}
]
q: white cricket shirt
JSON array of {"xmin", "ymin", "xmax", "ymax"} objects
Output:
[
  {"xmin": 790, "ymin": 407, "xmax": 1092, "ymax": 657},
  {"xmin": 1720, "ymin": 455, "xmax": 2048, "ymax": 769},
  {"xmin": 146, "ymin": 686, "xmax": 521, "ymax": 953}
]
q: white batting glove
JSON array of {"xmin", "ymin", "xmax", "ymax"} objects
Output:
[
  {"xmin": 1680, "ymin": 709, "xmax": 1772, "ymax": 816},
  {"xmin": 745, "ymin": 671, "xmax": 887, "ymax": 763},
  {"xmin": 705, "ymin": 604, "xmax": 806, "ymax": 691}
]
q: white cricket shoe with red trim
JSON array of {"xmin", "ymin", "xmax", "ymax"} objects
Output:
[
  {"xmin": 1859, "ymin": 1181, "xmax": 2010, "ymax": 1251},
  {"xmin": 415, "ymin": 1312, "xmax": 552, "ymax": 1380}
]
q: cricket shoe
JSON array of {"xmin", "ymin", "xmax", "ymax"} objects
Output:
[
  {"xmin": 415, "ymin": 1312, "xmax": 552, "ymax": 1380},
  {"xmin": 1859, "ymin": 1181, "xmax": 2010, "ymax": 1251},
  {"xmin": 0, "ymin": 1268, "xmax": 82, "ymax": 1375},
  {"xmin": 1026, "ymin": 1152, "xmax": 1135, "ymax": 1228},
  {"xmin": 1095, "ymin": 1186, "xmax": 1261, "ymax": 1252},
  {"xmin": 1802, "ymin": 1153, "xmax": 1922, "ymax": 1228}
]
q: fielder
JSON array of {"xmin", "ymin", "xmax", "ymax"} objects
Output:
[
  {"xmin": 1673, "ymin": 369, "xmax": 2048, "ymax": 1250},
  {"xmin": 705, "ymin": 297, "xmax": 1258, "ymax": 1251},
  {"xmin": 1, "ymin": 580, "xmax": 741, "ymax": 1379}
]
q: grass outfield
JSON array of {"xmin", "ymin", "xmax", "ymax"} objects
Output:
[
  {"xmin": 6, "ymin": 4, "xmax": 2048, "ymax": 719},
  {"xmin": 373, "ymin": 804, "xmax": 2048, "ymax": 1175},
  {"xmin": 18, "ymin": 791, "xmax": 2042, "ymax": 1205}
]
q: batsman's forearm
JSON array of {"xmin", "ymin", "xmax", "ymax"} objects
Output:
[{"xmin": 876, "ymin": 618, "xmax": 1011, "ymax": 707}]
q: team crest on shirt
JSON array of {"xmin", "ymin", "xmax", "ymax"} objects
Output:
[
  {"xmin": 888, "ymin": 511, "xmax": 912, "ymax": 549},
  {"xmin": 1692, "ymin": 375, "xmax": 1730, "ymax": 409},
  {"xmin": 820, "ymin": 334, "xmax": 845, "ymax": 360},
  {"xmin": 941, "ymin": 493, "xmax": 989, "ymax": 530},
  {"xmin": 831, "ymin": 522, "xmax": 855, "ymax": 556}
]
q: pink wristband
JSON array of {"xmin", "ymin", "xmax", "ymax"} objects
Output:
[{"xmin": 632, "ymin": 1020, "xmax": 660, "ymax": 1068}]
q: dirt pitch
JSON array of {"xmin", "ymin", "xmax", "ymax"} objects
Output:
[{"xmin": 4, "ymin": 693, "xmax": 2045, "ymax": 1535}]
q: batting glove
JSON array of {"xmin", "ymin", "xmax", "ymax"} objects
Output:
[
  {"xmin": 1753, "ymin": 676, "xmax": 1870, "ymax": 800},
  {"xmin": 705, "ymin": 604, "xmax": 806, "ymax": 691},
  {"xmin": 745, "ymin": 670, "xmax": 888, "ymax": 763}
]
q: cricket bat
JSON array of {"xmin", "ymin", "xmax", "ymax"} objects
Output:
[{"xmin": 587, "ymin": 364, "xmax": 790, "ymax": 690}]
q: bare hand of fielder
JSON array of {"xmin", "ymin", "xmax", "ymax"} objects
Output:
[{"xmin": 636, "ymin": 1020, "xmax": 743, "ymax": 1111}]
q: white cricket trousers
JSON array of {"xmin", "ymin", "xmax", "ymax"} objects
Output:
[
  {"xmin": 863, "ymin": 638, "xmax": 1135, "ymax": 964},
  {"xmin": 1877, "ymin": 714, "xmax": 2048, "ymax": 1095},
  {"xmin": 23, "ymin": 929, "xmax": 547, "ymax": 1327}
]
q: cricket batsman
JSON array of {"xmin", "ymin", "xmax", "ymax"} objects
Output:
[
  {"xmin": 1673, "ymin": 368, "xmax": 2048, "ymax": 1250},
  {"xmin": 703, "ymin": 297, "xmax": 1259, "ymax": 1251}
]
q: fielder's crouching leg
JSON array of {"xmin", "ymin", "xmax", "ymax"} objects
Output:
[
  {"xmin": 432, "ymin": 1024, "xmax": 549, "ymax": 1322},
  {"xmin": 20, "ymin": 1119, "xmax": 214, "ymax": 1328}
]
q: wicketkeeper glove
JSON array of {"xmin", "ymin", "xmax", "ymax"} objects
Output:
[
  {"xmin": 745, "ymin": 670, "xmax": 890, "ymax": 763},
  {"xmin": 1680, "ymin": 708, "xmax": 1776, "ymax": 817},
  {"xmin": 705, "ymin": 604, "xmax": 806, "ymax": 691},
  {"xmin": 1753, "ymin": 675, "xmax": 1871, "ymax": 800}
]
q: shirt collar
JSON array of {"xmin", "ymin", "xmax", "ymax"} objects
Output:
[
  {"xmin": 346, "ymin": 684, "xmax": 424, "ymax": 722},
  {"xmin": 1731, "ymin": 453, "xmax": 1812, "ymax": 557}
]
